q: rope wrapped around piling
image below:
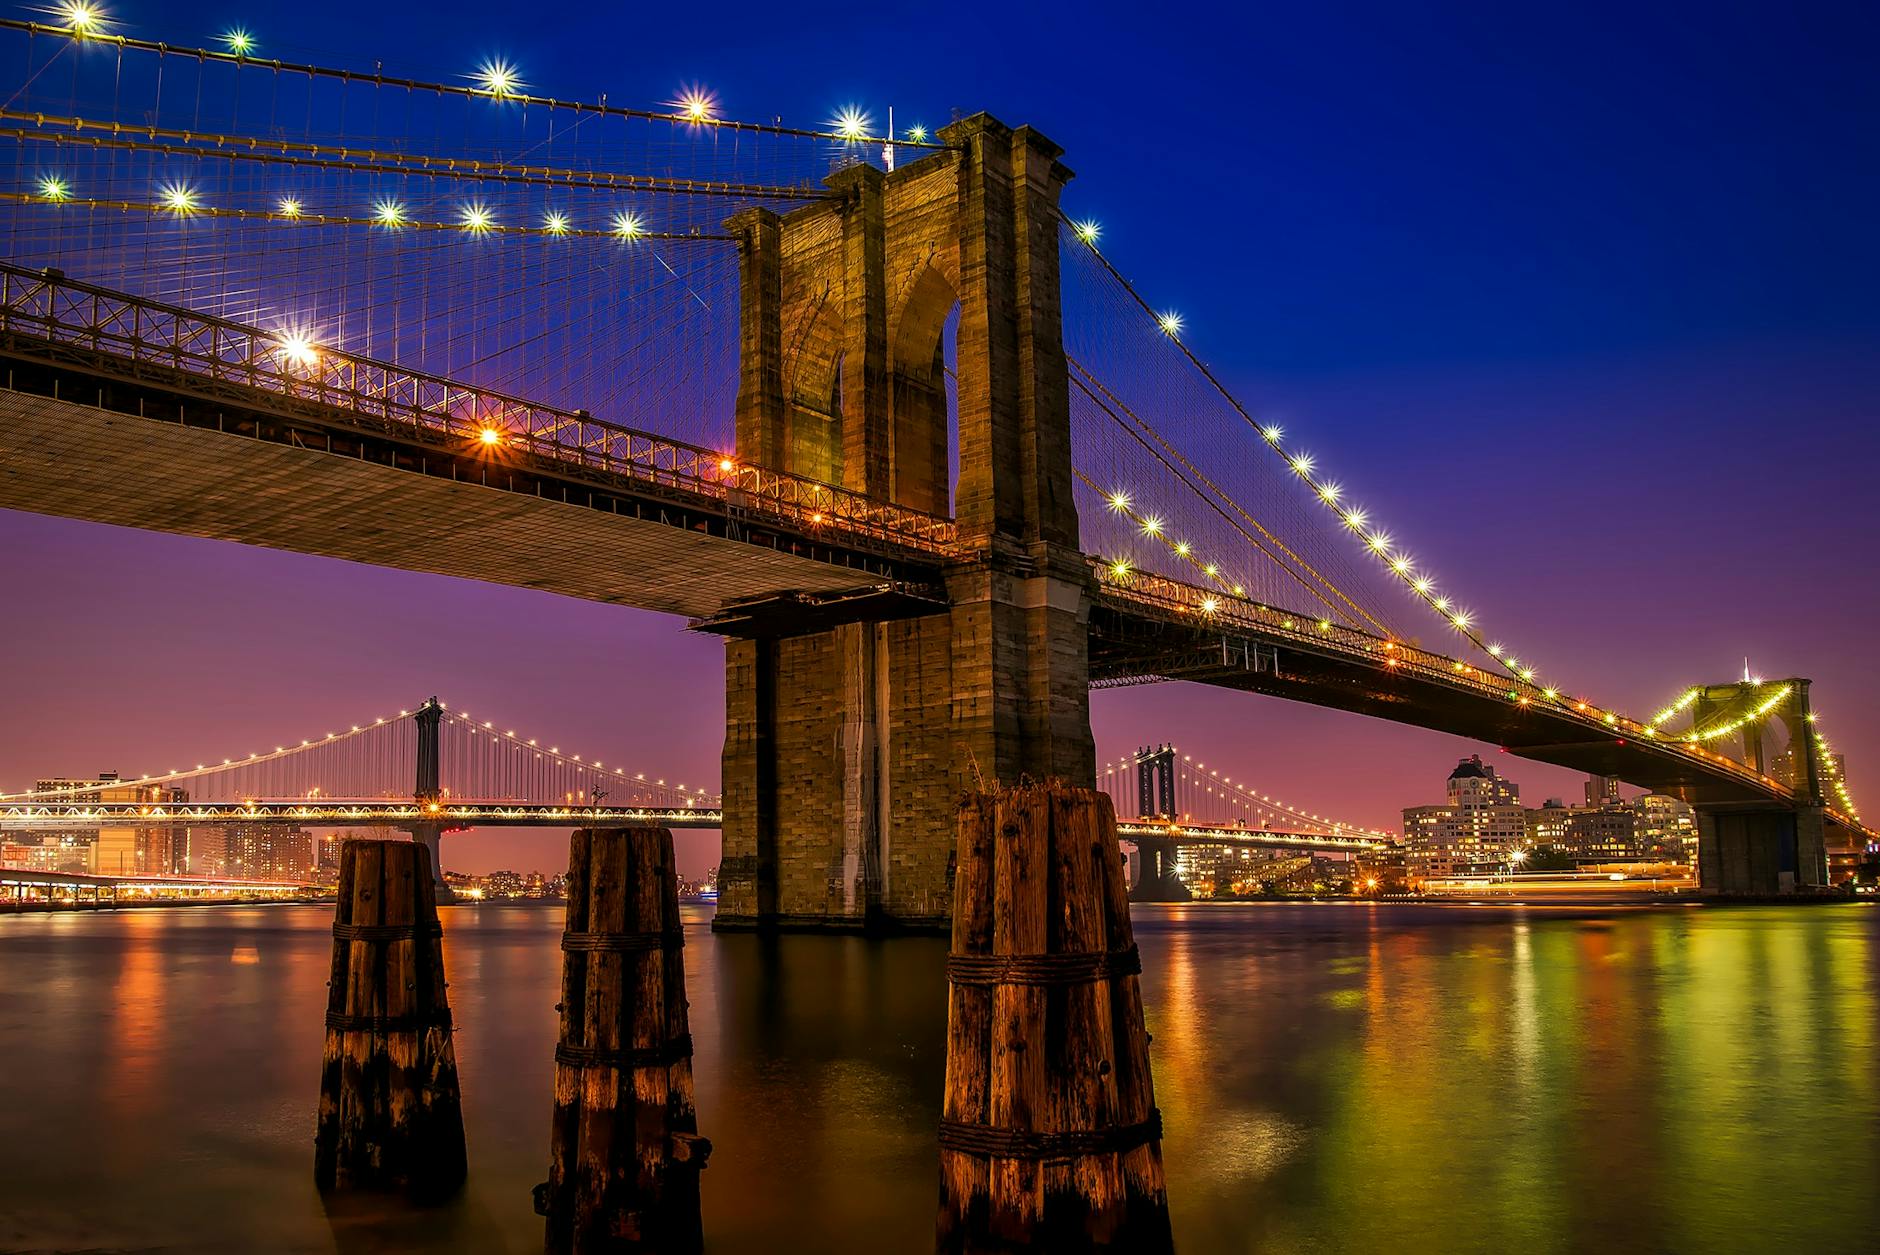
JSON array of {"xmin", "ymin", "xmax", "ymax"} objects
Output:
[
  {"xmin": 937, "ymin": 1111, "xmax": 1163, "ymax": 1160},
  {"xmin": 560, "ymin": 929, "xmax": 684, "ymax": 953},
  {"xmin": 944, "ymin": 945, "xmax": 1140, "ymax": 987}
]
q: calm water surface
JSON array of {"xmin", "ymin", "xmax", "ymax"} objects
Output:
[{"xmin": 1, "ymin": 900, "xmax": 1876, "ymax": 1254}]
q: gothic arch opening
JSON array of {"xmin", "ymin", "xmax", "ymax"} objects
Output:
[
  {"xmin": 783, "ymin": 296, "xmax": 845, "ymax": 485},
  {"xmin": 889, "ymin": 264, "xmax": 959, "ymax": 515}
]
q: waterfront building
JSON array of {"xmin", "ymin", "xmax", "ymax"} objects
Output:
[
  {"xmin": 207, "ymin": 825, "xmax": 316, "ymax": 881},
  {"xmin": 1403, "ymin": 755, "xmax": 1526, "ymax": 881},
  {"xmin": 1629, "ymin": 793, "xmax": 1698, "ymax": 863},
  {"xmin": 1173, "ymin": 845, "xmax": 1312, "ymax": 897},
  {"xmin": 1584, "ymin": 774, "xmax": 1622, "ymax": 808},
  {"xmin": 14, "ymin": 774, "xmax": 187, "ymax": 875},
  {"xmin": 1524, "ymin": 799, "xmax": 1642, "ymax": 863}
]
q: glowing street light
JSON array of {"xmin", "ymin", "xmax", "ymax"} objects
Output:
[
  {"xmin": 277, "ymin": 334, "xmax": 318, "ymax": 368},
  {"xmin": 277, "ymin": 197, "xmax": 302, "ymax": 218},
  {"xmin": 1073, "ymin": 219, "xmax": 1101, "ymax": 245},
  {"xmin": 1157, "ymin": 310, "xmax": 1184, "ymax": 337},
  {"xmin": 543, "ymin": 211, "xmax": 569, "ymax": 235},
  {"xmin": 160, "ymin": 183, "xmax": 198, "ymax": 212},
  {"xmin": 459, "ymin": 202, "xmax": 494, "ymax": 233},
  {"xmin": 832, "ymin": 107, "xmax": 870, "ymax": 140},
  {"xmin": 905, "ymin": 124, "xmax": 929, "ymax": 142},
  {"xmin": 478, "ymin": 427, "xmax": 503, "ymax": 446},
  {"xmin": 476, "ymin": 59, "xmax": 521, "ymax": 97},
  {"xmin": 611, "ymin": 211, "xmax": 644, "ymax": 239},
  {"xmin": 37, "ymin": 175, "xmax": 69, "ymax": 202},
  {"xmin": 223, "ymin": 28, "xmax": 253, "ymax": 55},
  {"xmin": 373, "ymin": 200, "xmax": 406, "ymax": 227},
  {"xmin": 59, "ymin": 2, "xmax": 102, "ymax": 35},
  {"xmin": 676, "ymin": 88, "xmax": 715, "ymax": 122}
]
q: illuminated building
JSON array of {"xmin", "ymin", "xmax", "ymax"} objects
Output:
[
  {"xmin": 221, "ymin": 825, "xmax": 316, "ymax": 881},
  {"xmin": 1403, "ymin": 755, "xmax": 1525, "ymax": 880},
  {"xmin": 17, "ymin": 773, "xmax": 187, "ymax": 875},
  {"xmin": 1584, "ymin": 773, "xmax": 1622, "ymax": 808},
  {"xmin": 1526, "ymin": 796, "xmax": 1645, "ymax": 864},
  {"xmin": 1629, "ymin": 793, "xmax": 1698, "ymax": 863},
  {"xmin": 1172, "ymin": 845, "xmax": 1306, "ymax": 897}
]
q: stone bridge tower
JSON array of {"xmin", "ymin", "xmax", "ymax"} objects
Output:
[
  {"xmin": 1689, "ymin": 677, "xmax": 1830, "ymax": 893},
  {"xmin": 714, "ymin": 115, "xmax": 1095, "ymax": 931}
]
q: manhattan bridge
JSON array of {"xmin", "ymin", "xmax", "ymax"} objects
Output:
[{"xmin": 0, "ymin": 7, "xmax": 1867, "ymax": 926}]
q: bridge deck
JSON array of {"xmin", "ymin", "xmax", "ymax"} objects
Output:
[{"xmin": 0, "ymin": 381, "xmax": 902, "ymax": 619}]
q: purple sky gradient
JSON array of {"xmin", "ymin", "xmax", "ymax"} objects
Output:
[{"xmin": 2, "ymin": 0, "xmax": 1876, "ymax": 878}]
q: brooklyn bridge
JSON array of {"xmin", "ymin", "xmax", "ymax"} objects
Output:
[{"xmin": 0, "ymin": 8, "xmax": 1866, "ymax": 930}]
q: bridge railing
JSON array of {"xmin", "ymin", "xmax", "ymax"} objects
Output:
[
  {"xmin": 1093, "ymin": 563, "xmax": 1801, "ymax": 801},
  {"xmin": 0, "ymin": 263, "xmax": 958, "ymax": 556}
]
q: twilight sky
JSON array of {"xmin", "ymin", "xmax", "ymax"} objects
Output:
[{"xmin": 2, "ymin": 0, "xmax": 1876, "ymax": 878}]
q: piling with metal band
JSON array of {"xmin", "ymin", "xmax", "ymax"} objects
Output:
[
  {"xmin": 539, "ymin": 827, "xmax": 709, "ymax": 1255},
  {"xmin": 937, "ymin": 783, "xmax": 1173, "ymax": 1254},
  {"xmin": 313, "ymin": 838, "xmax": 465, "ymax": 1198}
]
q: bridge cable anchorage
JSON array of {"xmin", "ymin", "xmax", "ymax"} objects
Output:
[
  {"xmin": 1067, "ymin": 363, "xmax": 1394, "ymax": 635},
  {"xmin": 0, "ymin": 18, "xmax": 952, "ymax": 151},
  {"xmin": 1058, "ymin": 207, "xmax": 1546, "ymax": 685}
]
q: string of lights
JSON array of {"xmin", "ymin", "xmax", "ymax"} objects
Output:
[
  {"xmin": 0, "ymin": 114, "xmax": 832, "ymax": 201},
  {"xmin": 1174, "ymin": 754, "xmax": 1396, "ymax": 839},
  {"xmin": 1061, "ymin": 212, "xmax": 1550, "ymax": 691},
  {"xmin": 1094, "ymin": 752, "xmax": 1395, "ymax": 840},
  {"xmin": 1, "ymin": 699, "xmax": 719, "ymax": 806},
  {"xmin": 15, "ymin": 8, "xmax": 945, "ymax": 149},
  {"xmin": 4, "ymin": 188, "xmax": 730, "ymax": 241},
  {"xmin": 1811, "ymin": 716, "xmax": 1861, "ymax": 820},
  {"xmin": 441, "ymin": 706, "xmax": 718, "ymax": 805},
  {"xmin": 1681, "ymin": 684, "xmax": 1793, "ymax": 743},
  {"xmin": 0, "ymin": 706, "xmax": 419, "ymax": 797},
  {"xmin": 1650, "ymin": 688, "xmax": 1701, "ymax": 729},
  {"xmin": 1069, "ymin": 361, "xmax": 1396, "ymax": 636}
]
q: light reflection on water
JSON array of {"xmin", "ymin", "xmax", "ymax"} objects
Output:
[{"xmin": 0, "ymin": 901, "xmax": 1875, "ymax": 1253}]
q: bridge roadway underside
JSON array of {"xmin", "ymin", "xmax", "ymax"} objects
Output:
[
  {"xmin": 1091, "ymin": 607, "xmax": 1791, "ymax": 812},
  {"xmin": 0, "ymin": 360, "xmax": 936, "ymax": 620}
]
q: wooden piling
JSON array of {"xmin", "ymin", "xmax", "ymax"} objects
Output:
[
  {"xmin": 314, "ymin": 838, "xmax": 466, "ymax": 1199},
  {"xmin": 937, "ymin": 783, "xmax": 1173, "ymax": 1254},
  {"xmin": 539, "ymin": 827, "xmax": 709, "ymax": 1255}
]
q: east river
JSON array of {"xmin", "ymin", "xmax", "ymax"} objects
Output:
[{"xmin": 1, "ymin": 900, "xmax": 1876, "ymax": 1253}]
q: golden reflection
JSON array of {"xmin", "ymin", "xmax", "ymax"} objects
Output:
[{"xmin": 105, "ymin": 910, "xmax": 168, "ymax": 1117}]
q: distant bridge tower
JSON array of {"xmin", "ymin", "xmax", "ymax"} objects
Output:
[
  {"xmin": 1136, "ymin": 744, "xmax": 1176, "ymax": 819},
  {"xmin": 1129, "ymin": 744, "xmax": 1190, "ymax": 903},
  {"xmin": 407, "ymin": 697, "xmax": 448, "ymax": 892},
  {"xmin": 1688, "ymin": 677, "xmax": 1829, "ymax": 893},
  {"xmin": 715, "ymin": 116, "xmax": 1095, "ymax": 932},
  {"xmin": 414, "ymin": 697, "xmax": 443, "ymax": 806}
]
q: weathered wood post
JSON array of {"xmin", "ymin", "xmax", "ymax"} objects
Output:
[
  {"xmin": 937, "ymin": 783, "xmax": 1173, "ymax": 1254},
  {"xmin": 314, "ymin": 838, "xmax": 466, "ymax": 1199},
  {"xmin": 538, "ymin": 827, "xmax": 709, "ymax": 1255}
]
